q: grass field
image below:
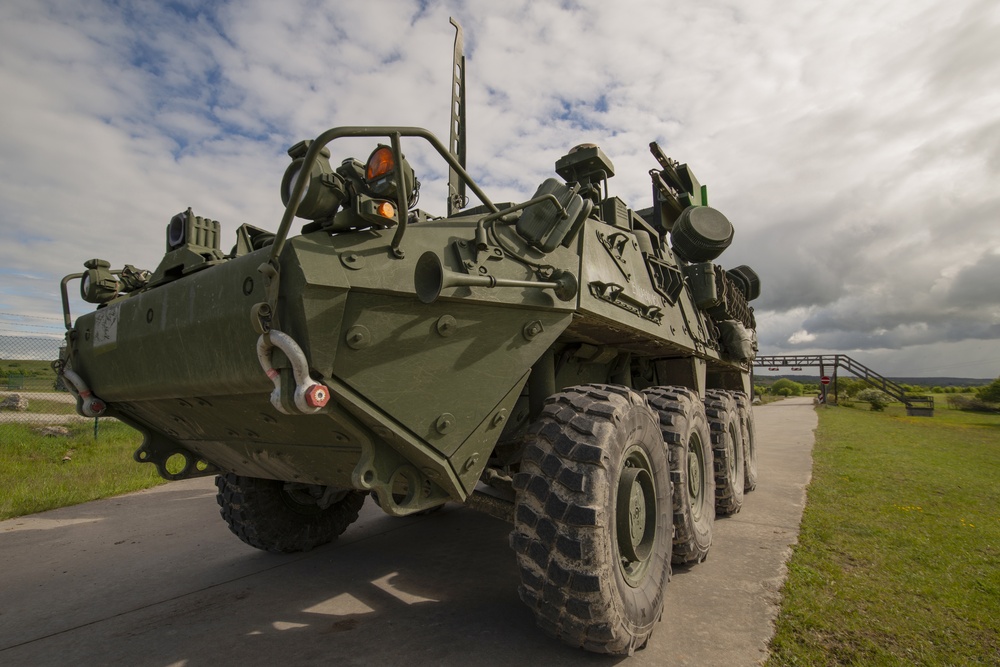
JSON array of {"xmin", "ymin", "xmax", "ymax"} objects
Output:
[
  {"xmin": 0, "ymin": 392, "xmax": 80, "ymax": 415},
  {"xmin": 1, "ymin": 358, "xmax": 59, "ymax": 391},
  {"xmin": 766, "ymin": 398, "xmax": 1000, "ymax": 665},
  {"xmin": 0, "ymin": 420, "xmax": 164, "ymax": 520}
]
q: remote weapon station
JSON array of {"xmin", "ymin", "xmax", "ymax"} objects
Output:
[{"xmin": 60, "ymin": 20, "xmax": 760, "ymax": 655}]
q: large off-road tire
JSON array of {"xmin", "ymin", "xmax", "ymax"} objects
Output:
[
  {"xmin": 510, "ymin": 384, "xmax": 672, "ymax": 655},
  {"xmin": 642, "ymin": 386, "xmax": 714, "ymax": 565},
  {"xmin": 704, "ymin": 390, "xmax": 744, "ymax": 515},
  {"xmin": 215, "ymin": 473, "xmax": 366, "ymax": 553},
  {"xmin": 733, "ymin": 392, "xmax": 758, "ymax": 492}
]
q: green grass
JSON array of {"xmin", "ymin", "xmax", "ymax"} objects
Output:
[
  {"xmin": 767, "ymin": 401, "xmax": 1000, "ymax": 665},
  {"xmin": 0, "ymin": 420, "xmax": 166, "ymax": 520},
  {"xmin": 21, "ymin": 398, "xmax": 78, "ymax": 415},
  {"xmin": 2, "ymin": 358, "xmax": 60, "ymax": 391}
]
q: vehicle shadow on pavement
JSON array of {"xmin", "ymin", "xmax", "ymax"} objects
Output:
[{"xmin": 2, "ymin": 493, "xmax": 630, "ymax": 666}]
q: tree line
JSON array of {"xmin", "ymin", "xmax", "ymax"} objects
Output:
[{"xmin": 755, "ymin": 377, "xmax": 1000, "ymax": 413}]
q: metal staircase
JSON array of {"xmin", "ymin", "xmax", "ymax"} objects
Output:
[{"xmin": 753, "ymin": 354, "xmax": 934, "ymax": 416}]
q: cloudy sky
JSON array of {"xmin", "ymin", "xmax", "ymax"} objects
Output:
[{"xmin": 1, "ymin": 0, "xmax": 998, "ymax": 378}]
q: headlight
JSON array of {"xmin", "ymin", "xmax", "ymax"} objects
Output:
[
  {"xmin": 280, "ymin": 140, "xmax": 346, "ymax": 221},
  {"xmin": 80, "ymin": 259, "xmax": 119, "ymax": 304}
]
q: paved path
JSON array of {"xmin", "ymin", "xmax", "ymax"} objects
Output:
[{"xmin": 0, "ymin": 398, "xmax": 816, "ymax": 666}]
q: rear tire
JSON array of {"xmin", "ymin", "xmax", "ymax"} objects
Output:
[
  {"xmin": 510, "ymin": 384, "xmax": 671, "ymax": 655},
  {"xmin": 216, "ymin": 474, "xmax": 365, "ymax": 553},
  {"xmin": 733, "ymin": 392, "xmax": 758, "ymax": 492},
  {"xmin": 704, "ymin": 390, "xmax": 744, "ymax": 515},
  {"xmin": 643, "ymin": 386, "xmax": 714, "ymax": 565}
]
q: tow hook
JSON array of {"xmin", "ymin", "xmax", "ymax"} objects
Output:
[
  {"xmin": 256, "ymin": 329, "xmax": 331, "ymax": 415},
  {"xmin": 61, "ymin": 369, "xmax": 107, "ymax": 417}
]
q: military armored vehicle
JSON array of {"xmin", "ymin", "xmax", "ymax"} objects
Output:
[{"xmin": 58, "ymin": 20, "xmax": 760, "ymax": 655}]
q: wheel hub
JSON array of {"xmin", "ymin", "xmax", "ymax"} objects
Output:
[
  {"xmin": 726, "ymin": 424, "xmax": 738, "ymax": 476},
  {"xmin": 688, "ymin": 442, "xmax": 701, "ymax": 498},
  {"xmin": 616, "ymin": 447, "xmax": 658, "ymax": 587},
  {"xmin": 688, "ymin": 436, "xmax": 704, "ymax": 520}
]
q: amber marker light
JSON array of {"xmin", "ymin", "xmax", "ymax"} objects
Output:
[
  {"xmin": 377, "ymin": 201, "xmax": 396, "ymax": 219},
  {"xmin": 366, "ymin": 146, "xmax": 395, "ymax": 180}
]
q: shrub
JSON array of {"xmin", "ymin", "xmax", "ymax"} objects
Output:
[
  {"xmin": 948, "ymin": 394, "xmax": 1000, "ymax": 413},
  {"xmin": 771, "ymin": 379, "xmax": 804, "ymax": 397},
  {"xmin": 833, "ymin": 378, "xmax": 866, "ymax": 398},
  {"xmin": 976, "ymin": 377, "xmax": 1000, "ymax": 404},
  {"xmin": 856, "ymin": 388, "xmax": 891, "ymax": 411}
]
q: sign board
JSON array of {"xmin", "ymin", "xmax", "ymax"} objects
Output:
[{"xmin": 820, "ymin": 376, "xmax": 831, "ymax": 385}]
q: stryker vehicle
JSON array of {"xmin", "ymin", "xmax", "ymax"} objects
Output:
[{"xmin": 58, "ymin": 20, "xmax": 760, "ymax": 655}]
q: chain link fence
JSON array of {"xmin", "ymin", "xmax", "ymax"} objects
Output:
[{"xmin": 0, "ymin": 334, "xmax": 90, "ymax": 431}]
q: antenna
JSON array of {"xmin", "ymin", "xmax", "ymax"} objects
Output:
[{"xmin": 448, "ymin": 17, "xmax": 467, "ymax": 216}]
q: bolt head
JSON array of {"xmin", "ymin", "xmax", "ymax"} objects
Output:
[{"xmin": 305, "ymin": 384, "xmax": 330, "ymax": 408}]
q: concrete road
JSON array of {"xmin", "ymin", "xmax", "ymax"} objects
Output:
[{"xmin": 0, "ymin": 397, "xmax": 816, "ymax": 666}]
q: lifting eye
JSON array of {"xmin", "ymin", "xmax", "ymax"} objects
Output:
[{"xmin": 366, "ymin": 146, "xmax": 396, "ymax": 181}]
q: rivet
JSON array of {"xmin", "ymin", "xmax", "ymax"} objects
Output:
[
  {"xmin": 341, "ymin": 252, "xmax": 365, "ymax": 270},
  {"xmin": 346, "ymin": 325, "xmax": 371, "ymax": 349},
  {"xmin": 463, "ymin": 454, "xmax": 480, "ymax": 472},
  {"xmin": 260, "ymin": 414, "xmax": 277, "ymax": 424},
  {"xmin": 436, "ymin": 315, "xmax": 457, "ymax": 337},
  {"xmin": 435, "ymin": 413, "xmax": 455, "ymax": 434},
  {"xmin": 523, "ymin": 320, "xmax": 544, "ymax": 341},
  {"xmin": 491, "ymin": 409, "xmax": 508, "ymax": 428}
]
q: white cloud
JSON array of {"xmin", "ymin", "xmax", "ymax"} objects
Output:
[
  {"xmin": 0, "ymin": 0, "xmax": 998, "ymax": 378},
  {"xmin": 788, "ymin": 330, "xmax": 817, "ymax": 345}
]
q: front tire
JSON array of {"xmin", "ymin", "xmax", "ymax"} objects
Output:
[
  {"xmin": 510, "ymin": 384, "xmax": 671, "ymax": 655},
  {"xmin": 216, "ymin": 474, "xmax": 366, "ymax": 553},
  {"xmin": 643, "ymin": 386, "xmax": 714, "ymax": 564}
]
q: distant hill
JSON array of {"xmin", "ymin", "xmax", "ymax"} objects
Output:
[{"xmin": 756, "ymin": 374, "xmax": 990, "ymax": 388}]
